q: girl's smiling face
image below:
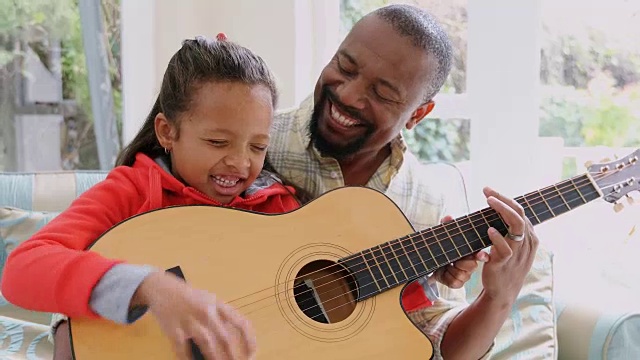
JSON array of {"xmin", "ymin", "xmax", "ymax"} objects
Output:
[{"xmin": 155, "ymin": 81, "xmax": 274, "ymax": 204}]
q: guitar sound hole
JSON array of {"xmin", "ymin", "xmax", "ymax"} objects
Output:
[{"xmin": 293, "ymin": 260, "xmax": 358, "ymax": 324}]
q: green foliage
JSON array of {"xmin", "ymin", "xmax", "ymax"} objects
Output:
[
  {"xmin": 0, "ymin": 0, "xmax": 75, "ymax": 66},
  {"xmin": 539, "ymin": 85, "xmax": 589, "ymax": 146},
  {"xmin": 582, "ymin": 97, "xmax": 640, "ymax": 148},
  {"xmin": 540, "ymin": 77, "xmax": 640, "ymax": 150},
  {"xmin": 403, "ymin": 119, "xmax": 470, "ymax": 162}
]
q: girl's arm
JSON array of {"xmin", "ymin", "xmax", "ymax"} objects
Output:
[{"xmin": 0, "ymin": 167, "xmax": 147, "ymax": 319}]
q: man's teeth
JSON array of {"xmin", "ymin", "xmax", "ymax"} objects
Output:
[
  {"xmin": 212, "ymin": 175, "xmax": 239, "ymax": 187},
  {"xmin": 331, "ymin": 104, "xmax": 359, "ymax": 127}
]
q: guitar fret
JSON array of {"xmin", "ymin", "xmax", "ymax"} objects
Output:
[
  {"xmin": 441, "ymin": 224, "xmax": 462, "ymax": 258},
  {"xmin": 364, "ymin": 249, "xmax": 387, "ymax": 289},
  {"xmin": 462, "ymin": 215, "xmax": 486, "ymax": 248},
  {"xmin": 373, "ymin": 245, "xmax": 396, "ymax": 287},
  {"xmin": 395, "ymin": 238, "xmax": 419, "ymax": 279},
  {"xmin": 559, "ymin": 177, "xmax": 590, "ymax": 210},
  {"xmin": 338, "ymin": 253, "xmax": 380, "ymax": 300},
  {"xmin": 405, "ymin": 235, "xmax": 431, "ymax": 274},
  {"xmin": 388, "ymin": 240, "xmax": 411, "ymax": 281},
  {"xmin": 519, "ymin": 195, "xmax": 541, "ymax": 225},
  {"xmin": 430, "ymin": 228, "xmax": 452, "ymax": 264},
  {"xmin": 576, "ymin": 174, "xmax": 601, "ymax": 202},
  {"xmin": 418, "ymin": 232, "xmax": 440, "ymax": 270},
  {"xmin": 570, "ymin": 177, "xmax": 588, "ymax": 203},
  {"xmin": 555, "ymin": 184, "xmax": 571, "ymax": 209},
  {"xmin": 539, "ymin": 190, "xmax": 556, "ymax": 217},
  {"xmin": 477, "ymin": 211, "xmax": 494, "ymax": 247},
  {"xmin": 379, "ymin": 244, "xmax": 405, "ymax": 285},
  {"xmin": 545, "ymin": 186, "xmax": 569, "ymax": 215},
  {"xmin": 452, "ymin": 218, "xmax": 474, "ymax": 255}
]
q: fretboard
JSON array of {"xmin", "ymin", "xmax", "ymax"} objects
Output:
[{"xmin": 340, "ymin": 173, "xmax": 601, "ymax": 301}]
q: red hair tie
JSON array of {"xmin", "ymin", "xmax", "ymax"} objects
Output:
[{"xmin": 216, "ymin": 33, "xmax": 227, "ymax": 41}]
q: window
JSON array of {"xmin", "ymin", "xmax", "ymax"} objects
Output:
[
  {"xmin": 538, "ymin": 0, "xmax": 640, "ymax": 309},
  {"xmin": 0, "ymin": 0, "xmax": 121, "ymax": 171}
]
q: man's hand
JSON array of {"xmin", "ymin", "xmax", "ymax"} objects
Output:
[
  {"xmin": 432, "ymin": 215, "xmax": 488, "ymax": 289},
  {"xmin": 481, "ymin": 186, "xmax": 539, "ymax": 306},
  {"xmin": 439, "ymin": 187, "xmax": 539, "ymax": 360}
]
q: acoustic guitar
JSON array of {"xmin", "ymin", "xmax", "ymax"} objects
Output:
[{"xmin": 69, "ymin": 149, "xmax": 640, "ymax": 359}]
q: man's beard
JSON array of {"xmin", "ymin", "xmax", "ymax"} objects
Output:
[{"xmin": 308, "ymin": 86, "xmax": 374, "ymax": 160}]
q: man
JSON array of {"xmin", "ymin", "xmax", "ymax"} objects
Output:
[{"xmin": 267, "ymin": 4, "xmax": 539, "ymax": 359}]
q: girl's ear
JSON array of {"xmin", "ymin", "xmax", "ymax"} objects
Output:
[{"xmin": 154, "ymin": 113, "xmax": 177, "ymax": 150}]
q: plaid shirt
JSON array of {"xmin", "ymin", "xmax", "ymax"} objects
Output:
[{"xmin": 268, "ymin": 96, "xmax": 492, "ymax": 359}]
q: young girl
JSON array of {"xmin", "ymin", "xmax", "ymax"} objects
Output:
[{"xmin": 1, "ymin": 35, "xmax": 300, "ymax": 360}]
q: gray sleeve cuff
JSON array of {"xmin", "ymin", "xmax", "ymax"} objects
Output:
[
  {"xmin": 420, "ymin": 274, "xmax": 441, "ymax": 303},
  {"xmin": 89, "ymin": 263, "xmax": 156, "ymax": 324}
]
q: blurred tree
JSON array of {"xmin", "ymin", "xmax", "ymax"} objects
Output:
[{"xmin": 0, "ymin": 0, "xmax": 121, "ymax": 170}]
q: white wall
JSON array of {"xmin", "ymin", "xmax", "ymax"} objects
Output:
[{"xmin": 467, "ymin": 0, "xmax": 543, "ymax": 210}]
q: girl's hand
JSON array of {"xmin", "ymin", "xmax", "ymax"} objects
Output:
[{"xmin": 133, "ymin": 271, "xmax": 256, "ymax": 360}]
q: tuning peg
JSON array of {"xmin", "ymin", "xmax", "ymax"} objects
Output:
[
  {"xmin": 614, "ymin": 202, "xmax": 625, "ymax": 213},
  {"xmin": 627, "ymin": 195, "xmax": 635, "ymax": 205},
  {"xmin": 584, "ymin": 160, "xmax": 593, "ymax": 168},
  {"xmin": 601, "ymin": 157, "xmax": 611, "ymax": 163}
]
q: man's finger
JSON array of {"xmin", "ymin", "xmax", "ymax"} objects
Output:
[
  {"xmin": 487, "ymin": 196, "xmax": 525, "ymax": 241},
  {"xmin": 440, "ymin": 215, "xmax": 454, "ymax": 223},
  {"xmin": 439, "ymin": 268, "xmax": 465, "ymax": 289},
  {"xmin": 483, "ymin": 187, "xmax": 526, "ymax": 218},
  {"xmin": 445, "ymin": 265, "xmax": 473, "ymax": 283},
  {"xmin": 451, "ymin": 257, "xmax": 479, "ymax": 272},
  {"xmin": 487, "ymin": 227, "xmax": 513, "ymax": 261},
  {"xmin": 475, "ymin": 251, "xmax": 489, "ymax": 262}
]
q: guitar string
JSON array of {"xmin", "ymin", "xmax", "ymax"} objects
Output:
[
  {"xmin": 242, "ymin": 179, "xmax": 627, "ymax": 320},
  {"xmin": 227, "ymin": 167, "xmax": 625, "ymax": 307}
]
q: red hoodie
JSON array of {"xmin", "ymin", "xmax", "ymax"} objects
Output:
[{"xmin": 1, "ymin": 153, "xmax": 300, "ymax": 318}]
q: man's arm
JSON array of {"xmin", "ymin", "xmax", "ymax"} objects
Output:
[{"xmin": 440, "ymin": 188, "xmax": 539, "ymax": 359}]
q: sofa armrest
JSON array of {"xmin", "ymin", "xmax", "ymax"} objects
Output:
[
  {"xmin": 556, "ymin": 301, "xmax": 640, "ymax": 360},
  {"xmin": 0, "ymin": 315, "xmax": 53, "ymax": 359}
]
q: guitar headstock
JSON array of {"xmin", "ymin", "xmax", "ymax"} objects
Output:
[{"xmin": 587, "ymin": 149, "xmax": 640, "ymax": 212}]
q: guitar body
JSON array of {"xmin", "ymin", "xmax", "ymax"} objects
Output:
[{"xmin": 69, "ymin": 187, "xmax": 434, "ymax": 359}]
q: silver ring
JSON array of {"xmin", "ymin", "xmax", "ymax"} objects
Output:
[{"xmin": 507, "ymin": 232, "xmax": 525, "ymax": 241}]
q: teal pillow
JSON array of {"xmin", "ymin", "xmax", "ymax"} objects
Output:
[{"xmin": 0, "ymin": 207, "xmax": 59, "ymax": 325}]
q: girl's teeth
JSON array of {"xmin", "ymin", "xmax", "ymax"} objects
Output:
[{"xmin": 213, "ymin": 176, "xmax": 239, "ymax": 187}]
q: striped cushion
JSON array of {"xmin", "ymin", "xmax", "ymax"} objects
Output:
[
  {"xmin": 556, "ymin": 303, "xmax": 640, "ymax": 360},
  {"xmin": 0, "ymin": 316, "xmax": 52, "ymax": 359},
  {"xmin": 0, "ymin": 171, "xmax": 107, "ymax": 359},
  {"xmin": 0, "ymin": 171, "xmax": 108, "ymax": 212}
]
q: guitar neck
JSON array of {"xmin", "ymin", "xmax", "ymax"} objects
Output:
[{"xmin": 340, "ymin": 173, "xmax": 601, "ymax": 301}]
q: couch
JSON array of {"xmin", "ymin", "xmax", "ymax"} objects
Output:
[{"xmin": 0, "ymin": 167, "xmax": 639, "ymax": 359}]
